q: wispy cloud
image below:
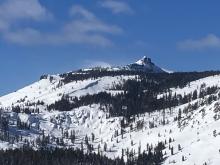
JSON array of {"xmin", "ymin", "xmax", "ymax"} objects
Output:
[
  {"xmin": 0, "ymin": 0, "xmax": 52, "ymax": 31},
  {"xmin": 63, "ymin": 5, "xmax": 122, "ymax": 46},
  {"xmin": 99, "ymin": 0, "xmax": 134, "ymax": 14},
  {"xmin": 0, "ymin": 1, "xmax": 123, "ymax": 47},
  {"xmin": 177, "ymin": 34, "xmax": 220, "ymax": 51},
  {"xmin": 84, "ymin": 60, "xmax": 111, "ymax": 68},
  {"xmin": 69, "ymin": 5, "xmax": 96, "ymax": 21}
]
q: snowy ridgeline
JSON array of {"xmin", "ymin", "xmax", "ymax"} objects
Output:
[{"xmin": 0, "ymin": 74, "xmax": 220, "ymax": 164}]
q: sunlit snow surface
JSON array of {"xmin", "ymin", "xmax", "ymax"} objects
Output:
[{"xmin": 0, "ymin": 74, "xmax": 220, "ymax": 164}]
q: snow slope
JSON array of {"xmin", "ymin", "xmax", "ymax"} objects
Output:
[
  {"xmin": 0, "ymin": 72, "xmax": 220, "ymax": 164},
  {"xmin": 0, "ymin": 75, "xmax": 134, "ymax": 107}
]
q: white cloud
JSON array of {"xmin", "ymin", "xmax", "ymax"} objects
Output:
[
  {"xmin": 3, "ymin": 26, "xmax": 116, "ymax": 47},
  {"xmin": 68, "ymin": 5, "xmax": 122, "ymax": 34},
  {"xmin": 0, "ymin": 0, "xmax": 52, "ymax": 31},
  {"xmin": 3, "ymin": 28, "xmax": 43, "ymax": 45},
  {"xmin": 69, "ymin": 5, "xmax": 96, "ymax": 21},
  {"xmin": 0, "ymin": 20, "xmax": 8, "ymax": 31},
  {"xmin": 134, "ymin": 40, "xmax": 150, "ymax": 47},
  {"xmin": 178, "ymin": 34, "xmax": 220, "ymax": 51},
  {"xmin": 100, "ymin": 0, "xmax": 134, "ymax": 14},
  {"xmin": 0, "ymin": 0, "xmax": 53, "ymax": 44},
  {"xmin": 0, "ymin": 3, "xmax": 122, "ymax": 47},
  {"xmin": 84, "ymin": 60, "xmax": 112, "ymax": 68}
]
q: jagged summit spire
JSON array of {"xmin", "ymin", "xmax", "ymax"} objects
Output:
[
  {"xmin": 126, "ymin": 55, "xmax": 167, "ymax": 73},
  {"xmin": 135, "ymin": 56, "xmax": 152, "ymax": 65}
]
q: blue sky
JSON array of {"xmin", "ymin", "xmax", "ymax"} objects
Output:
[{"xmin": 1, "ymin": 0, "xmax": 220, "ymax": 95}]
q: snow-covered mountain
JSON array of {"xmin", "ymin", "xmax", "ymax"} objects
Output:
[
  {"xmin": 82, "ymin": 56, "xmax": 169, "ymax": 73},
  {"xmin": 0, "ymin": 58, "xmax": 220, "ymax": 164},
  {"xmin": 126, "ymin": 56, "xmax": 166, "ymax": 73}
]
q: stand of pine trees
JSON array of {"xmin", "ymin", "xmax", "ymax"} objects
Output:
[
  {"xmin": 0, "ymin": 143, "xmax": 165, "ymax": 165},
  {"xmin": 48, "ymin": 76, "xmax": 219, "ymax": 118},
  {"xmin": 55, "ymin": 69, "xmax": 220, "ymax": 86}
]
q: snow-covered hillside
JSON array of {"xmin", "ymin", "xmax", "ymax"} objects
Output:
[
  {"xmin": 0, "ymin": 75, "xmax": 134, "ymax": 107},
  {"xmin": 0, "ymin": 65, "xmax": 220, "ymax": 164}
]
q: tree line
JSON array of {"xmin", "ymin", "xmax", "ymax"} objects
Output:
[
  {"xmin": 0, "ymin": 142, "xmax": 165, "ymax": 165},
  {"xmin": 48, "ymin": 77, "xmax": 219, "ymax": 118}
]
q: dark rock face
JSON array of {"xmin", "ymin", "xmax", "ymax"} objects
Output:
[{"xmin": 126, "ymin": 56, "xmax": 166, "ymax": 73}]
